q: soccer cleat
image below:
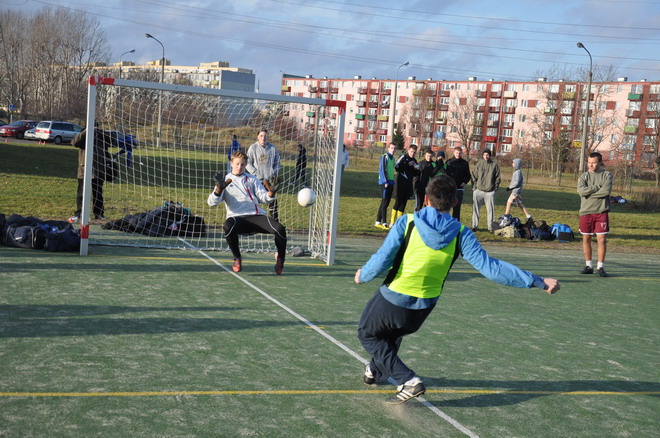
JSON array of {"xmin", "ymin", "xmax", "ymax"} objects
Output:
[
  {"xmin": 363, "ymin": 365, "xmax": 376, "ymax": 386},
  {"xmin": 232, "ymin": 257, "xmax": 242, "ymax": 273},
  {"xmin": 67, "ymin": 216, "xmax": 79, "ymax": 224},
  {"xmin": 385, "ymin": 381, "xmax": 426, "ymax": 404},
  {"xmin": 596, "ymin": 267, "xmax": 608, "ymax": 277},
  {"xmin": 375, "ymin": 221, "xmax": 381, "ymax": 228},
  {"xmin": 274, "ymin": 255, "xmax": 284, "ymax": 275},
  {"xmin": 580, "ymin": 266, "xmax": 594, "ymax": 274}
]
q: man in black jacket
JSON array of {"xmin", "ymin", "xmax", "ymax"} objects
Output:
[{"xmin": 444, "ymin": 146, "xmax": 471, "ymax": 221}]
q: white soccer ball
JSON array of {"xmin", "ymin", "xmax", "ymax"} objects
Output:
[{"xmin": 297, "ymin": 188, "xmax": 317, "ymax": 207}]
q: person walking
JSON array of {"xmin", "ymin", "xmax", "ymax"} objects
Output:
[
  {"xmin": 354, "ymin": 175, "xmax": 559, "ymax": 404},
  {"xmin": 505, "ymin": 158, "xmax": 532, "ymax": 219},
  {"xmin": 246, "ymin": 129, "xmax": 281, "ymax": 220},
  {"xmin": 375, "ymin": 143, "xmax": 396, "ymax": 229},
  {"xmin": 577, "ymin": 152, "xmax": 613, "ymax": 277},
  {"xmin": 444, "ymin": 146, "xmax": 471, "ymax": 221},
  {"xmin": 470, "ymin": 149, "xmax": 500, "ymax": 231}
]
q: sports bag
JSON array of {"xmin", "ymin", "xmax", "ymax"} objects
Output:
[
  {"xmin": 4, "ymin": 223, "xmax": 46, "ymax": 249},
  {"xmin": 550, "ymin": 223, "xmax": 574, "ymax": 242}
]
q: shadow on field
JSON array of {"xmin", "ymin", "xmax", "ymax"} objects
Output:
[
  {"xmin": 420, "ymin": 377, "xmax": 660, "ymax": 407},
  {"xmin": 0, "ymin": 304, "xmax": 352, "ymax": 338}
]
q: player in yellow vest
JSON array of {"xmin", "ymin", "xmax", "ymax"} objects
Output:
[{"xmin": 354, "ymin": 175, "xmax": 560, "ymax": 404}]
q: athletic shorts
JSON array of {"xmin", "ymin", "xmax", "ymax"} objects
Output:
[
  {"xmin": 579, "ymin": 212, "xmax": 609, "ymax": 235},
  {"xmin": 507, "ymin": 192, "xmax": 522, "ymax": 205}
]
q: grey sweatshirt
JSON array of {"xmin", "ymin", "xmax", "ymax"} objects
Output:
[
  {"xmin": 471, "ymin": 158, "xmax": 501, "ymax": 192},
  {"xmin": 577, "ymin": 169, "xmax": 613, "ymax": 215},
  {"xmin": 508, "ymin": 158, "xmax": 523, "ymax": 195}
]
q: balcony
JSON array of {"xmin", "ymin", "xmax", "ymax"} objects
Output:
[
  {"xmin": 649, "ymin": 94, "xmax": 659, "ymax": 101},
  {"xmin": 626, "ymin": 109, "xmax": 641, "ymax": 118},
  {"xmin": 368, "ymin": 101, "xmax": 379, "ymax": 108},
  {"xmin": 475, "ymin": 90, "xmax": 487, "ymax": 98},
  {"xmin": 367, "ymin": 115, "xmax": 377, "ymax": 120},
  {"xmin": 331, "ymin": 87, "xmax": 338, "ymax": 93},
  {"xmin": 412, "ymin": 89, "xmax": 423, "ymax": 96},
  {"xmin": 381, "ymin": 89, "xmax": 391, "ymax": 95},
  {"xmin": 471, "ymin": 135, "xmax": 482, "ymax": 141},
  {"xmin": 504, "ymin": 106, "xmax": 516, "ymax": 113},
  {"xmin": 425, "ymin": 103, "xmax": 437, "ymax": 110},
  {"xmin": 358, "ymin": 87, "xmax": 367, "ymax": 94},
  {"xmin": 500, "ymin": 136, "xmax": 512, "ymax": 143},
  {"xmin": 490, "ymin": 91, "xmax": 501, "ymax": 98},
  {"xmin": 624, "ymin": 126, "xmax": 638, "ymax": 134},
  {"xmin": 561, "ymin": 107, "xmax": 574, "ymax": 115},
  {"xmin": 548, "ymin": 92, "xmax": 559, "ymax": 99},
  {"xmin": 436, "ymin": 118, "xmax": 447, "ymax": 125},
  {"xmin": 440, "ymin": 90, "xmax": 450, "ymax": 97},
  {"xmin": 377, "ymin": 129, "xmax": 388, "ymax": 135},
  {"xmin": 488, "ymin": 106, "xmax": 500, "ymax": 112},
  {"xmin": 628, "ymin": 93, "xmax": 642, "ymax": 100},
  {"xmin": 485, "ymin": 136, "xmax": 497, "ymax": 142},
  {"xmin": 502, "ymin": 121, "xmax": 513, "ymax": 128},
  {"xmin": 544, "ymin": 108, "xmax": 557, "ymax": 114},
  {"xmin": 355, "ymin": 114, "xmax": 365, "ymax": 120},
  {"xmin": 309, "ymin": 86, "xmax": 318, "ymax": 93},
  {"xmin": 377, "ymin": 115, "xmax": 389, "ymax": 121},
  {"xmin": 281, "ymin": 85, "xmax": 291, "ymax": 92},
  {"xmin": 487, "ymin": 120, "xmax": 499, "ymax": 127},
  {"xmin": 438, "ymin": 104, "xmax": 449, "ymax": 111},
  {"xmin": 356, "ymin": 101, "xmax": 366, "ymax": 107},
  {"xmin": 306, "ymin": 111, "xmax": 317, "ymax": 118},
  {"xmin": 375, "ymin": 141, "xmax": 385, "ymax": 147},
  {"xmin": 381, "ymin": 101, "xmax": 390, "ymax": 108},
  {"xmin": 562, "ymin": 91, "xmax": 576, "ymax": 100},
  {"xmin": 473, "ymin": 119, "xmax": 484, "ymax": 126},
  {"xmin": 503, "ymin": 90, "xmax": 517, "ymax": 98},
  {"xmin": 319, "ymin": 87, "xmax": 329, "ymax": 93},
  {"xmin": 474, "ymin": 105, "xmax": 485, "ymax": 112}
]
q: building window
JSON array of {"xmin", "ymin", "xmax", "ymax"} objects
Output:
[
  {"xmin": 520, "ymin": 100, "xmax": 528, "ymax": 108},
  {"xmin": 519, "ymin": 114, "xmax": 526, "ymax": 122}
]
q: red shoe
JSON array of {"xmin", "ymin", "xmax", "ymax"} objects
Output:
[
  {"xmin": 274, "ymin": 254, "xmax": 284, "ymax": 275},
  {"xmin": 232, "ymin": 257, "xmax": 242, "ymax": 273}
]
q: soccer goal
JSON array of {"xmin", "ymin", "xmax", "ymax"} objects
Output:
[{"xmin": 79, "ymin": 76, "xmax": 346, "ymax": 265}]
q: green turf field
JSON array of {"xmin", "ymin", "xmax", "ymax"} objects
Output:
[{"xmin": 1, "ymin": 238, "xmax": 658, "ymax": 437}]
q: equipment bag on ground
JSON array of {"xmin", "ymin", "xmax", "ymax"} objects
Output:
[{"xmin": 550, "ymin": 223, "xmax": 575, "ymax": 242}]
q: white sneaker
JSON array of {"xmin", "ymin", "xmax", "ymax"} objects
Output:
[{"xmin": 374, "ymin": 221, "xmax": 381, "ymax": 227}]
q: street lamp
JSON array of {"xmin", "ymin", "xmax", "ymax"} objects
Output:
[
  {"xmin": 577, "ymin": 42, "xmax": 593, "ymax": 173},
  {"xmin": 389, "ymin": 61, "xmax": 409, "ymax": 145},
  {"xmin": 145, "ymin": 33, "xmax": 165, "ymax": 147},
  {"xmin": 118, "ymin": 49, "xmax": 135, "ymax": 79}
]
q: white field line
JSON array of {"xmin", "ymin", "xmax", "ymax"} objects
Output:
[{"xmin": 181, "ymin": 240, "xmax": 479, "ymax": 438}]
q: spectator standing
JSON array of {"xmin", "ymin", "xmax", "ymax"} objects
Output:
[
  {"xmin": 414, "ymin": 149, "xmax": 435, "ymax": 211},
  {"xmin": 375, "ymin": 143, "xmax": 396, "ymax": 229},
  {"xmin": 577, "ymin": 152, "xmax": 613, "ymax": 277},
  {"xmin": 505, "ymin": 158, "xmax": 532, "ymax": 219},
  {"xmin": 390, "ymin": 144, "xmax": 419, "ymax": 225},
  {"xmin": 294, "ymin": 143, "xmax": 307, "ymax": 187},
  {"xmin": 435, "ymin": 150, "xmax": 446, "ymax": 175},
  {"xmin": 470, "ymin": 149, "xmax": 500, "ymax": 231},
  {"xmin": 227, "ymin": 134, "xmax": 241, "ymax": 173},
  {"xmin": 444, "ymin": 146, "xmax": 471, "ymax": 221},
  {"xmin": 341, "ymin": 144, "xmax": 350, "ymax": 175},
  {"xmin": 68, "ymin": 127, "xmax": 113, "ymax": 223},
  {"xmin": 246, "ymin": 129, "xmax": 281, "ymax": 220}
]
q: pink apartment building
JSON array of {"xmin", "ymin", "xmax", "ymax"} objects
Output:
[{"xmin": 282, "ymin": 75, "xmax": 659, "ymax": 170}]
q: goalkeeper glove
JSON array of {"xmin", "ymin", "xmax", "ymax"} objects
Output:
[
  {"xmin": 265, "ymin": 176, "xmax": 281, "ymax": 195},
  {"xmin": 213, "ymin": 172, "xmax": 232, "ymax": 193}
]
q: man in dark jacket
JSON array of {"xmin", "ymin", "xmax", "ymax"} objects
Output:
[
  {"xmin": 68, "ymin": 127, "xmax": 113, "ymax": 223},
  {"xmin": 470, "ymin": 148, "xmax": 500, "ymax": 231},
  {"xmin": 444, "ymin": 146, "xmax": 471, "ymax": 221},
  {"xmin": 414, "ymin": 149, "xmax": 436, "ymax": 211},
  {"xmin": 390, "ymin": 144, "xmax": 419, "ymax": 224}
]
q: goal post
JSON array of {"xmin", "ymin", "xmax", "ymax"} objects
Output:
[{"xmin": 80, "ymin": 76, "xmax": 346, "ymax": 265}]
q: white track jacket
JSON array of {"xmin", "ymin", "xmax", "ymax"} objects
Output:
[{"xmin": 207, "ymin": 172, "xmax": 274, "ymax": 218}]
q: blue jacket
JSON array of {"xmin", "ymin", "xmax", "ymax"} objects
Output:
[
  {"xmin": 378, "ymin": 153, "xmax": 395, "ymax": 185},
  {"xmin": 358, "ymin": 207, "xmax": 546, "ymax": 309}
]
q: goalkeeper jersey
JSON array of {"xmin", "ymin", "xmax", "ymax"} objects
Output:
[{"xmin": 207, "ymin": 172, "xmax": 274, "ymax": 218}]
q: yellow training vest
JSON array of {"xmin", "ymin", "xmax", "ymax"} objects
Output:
[{"xmin": 388, "ymin": 215, "xmax": 463, "ymax": 299}]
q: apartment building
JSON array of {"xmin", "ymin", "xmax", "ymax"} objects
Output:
[
  {"xmin": 282, "ymin": 75, "xmax": 659, "ymax": 169},
  {"xmin": 112, "ymin": 60, "xmax": 256, "ymax": 92}
]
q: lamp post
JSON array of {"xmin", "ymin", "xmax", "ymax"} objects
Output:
[
  {"xmin": 118, "ymin": 49, "xmax": 135, "ymax": 79},
  {"xmin": 577, "ymin": 42, "xmax": 593, "ymax": 173},
  {"xmin": 146, "ymin": 33, "xmax": 165, "ymax": 147},
  {"xmin": 389, "ymin": 61, "xmax": 409, "ymax": 146}
]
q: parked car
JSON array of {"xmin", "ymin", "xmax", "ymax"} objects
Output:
[
  {"xmin": 23, "ymin": 127, "xmax": 38, "ymax": 140},
  {"xmin": 0, "ymin": 120, "xmax": 38, "ymax": 139},
  {"xmin": 35, "ymin": 121, "xmax": 83, "ymax": 144}
]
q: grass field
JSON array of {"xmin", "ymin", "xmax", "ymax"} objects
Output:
[
  {"xmin": 1, "ymin": 140, "xmax": 659, "ymax": 436},
  {"xmin": 1, "ymin": 239, "xmax": 659, "ymax": 437}
]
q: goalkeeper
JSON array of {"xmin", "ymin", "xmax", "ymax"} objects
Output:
[
  {"xmin": 354, "ymin": 175, "xmax": 559, "ymax": 404},
  {"xmin": 208, "ymin": 151, "xmax": 286, "ymax": 275}
]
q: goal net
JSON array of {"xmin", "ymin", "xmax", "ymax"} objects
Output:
[{"xmin": 79, "ymin": 77, "xmax": 345, "ymax": 265}]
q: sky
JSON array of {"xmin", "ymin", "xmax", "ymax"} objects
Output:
[{"xmin": 3, "ymin": 0, "xmax": 660, "ymax": 94}]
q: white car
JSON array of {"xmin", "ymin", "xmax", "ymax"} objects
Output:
[
  {"xmin": 23, "ymin": 127, "xmax": 38, "ymax": 140},
  {"xmin": 35, "ymin": 121, "xmax": 83, "ymax": 144}
]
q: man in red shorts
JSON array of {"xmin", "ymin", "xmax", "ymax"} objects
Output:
[{"xmin": 577, "ymin": 152, "xmax": 613, "ymax": 277}]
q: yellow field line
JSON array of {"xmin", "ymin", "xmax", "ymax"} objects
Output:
[{"xmin": 1, "ymin": 389, "xmax": 657, "ymax": 397}]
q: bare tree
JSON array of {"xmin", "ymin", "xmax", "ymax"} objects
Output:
[{"xmin": 446, "ymin": 91, "xmax": 480, "ymax": 153}]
